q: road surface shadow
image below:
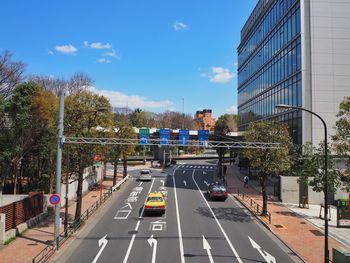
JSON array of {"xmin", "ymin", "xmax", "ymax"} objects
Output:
[{"xmin": 195, "ymin": 206, "xmax": 254, "ymax": 223}]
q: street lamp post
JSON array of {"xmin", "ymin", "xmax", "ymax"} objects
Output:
[{"xmin": 276, "ymin": 104, "xmax": 329, "ymax": 263}]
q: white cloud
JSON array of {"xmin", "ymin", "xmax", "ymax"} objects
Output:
[
  {"xmin": 174, "ymin": 21, "xmax": 188, "ymax": 31},
  {"xmin": 226, "ymin": 105, "xmax": 238, "ymax": 114},
  {"xmin": 48, "ymin": 50, "xmax": 54, "ymax": 55},
  {"xmin": 83, "ymin": 41, "xmax": 112, "ymax": 49},
  {"xmin": 55, "ymin": 44, "xmax": 77, "ymax": 55},
  {"xmin": 210, "ymin": 67, "xmax": 235, "ymax": 84},
  {"xmin": 90, "ymin": 87, "xmax": 175, "ymax": 109},
  {"xmin": 103, "ymin": 49, "xmax": 119, "ymax": 59},
  {"xmin": 97, "ymin": 58, "xmax": 112, "ymax": 64}
]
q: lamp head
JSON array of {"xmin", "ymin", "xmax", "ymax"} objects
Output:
[{"xmin": 275, "ymin": 104, "xmax": 292, "ymax": 110}]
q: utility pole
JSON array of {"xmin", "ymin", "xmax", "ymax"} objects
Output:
[{"xmin": 54, "ymin": 90, "xmax": 64, "ymax": 249}]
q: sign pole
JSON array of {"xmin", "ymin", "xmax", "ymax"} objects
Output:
[{"xmin": 54, "ymin": 90, "xmax": 64, "ymax": 249}]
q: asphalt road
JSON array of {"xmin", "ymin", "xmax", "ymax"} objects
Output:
[{"xmin": 55, "ymin": 160, "xmax": 302, "ymax": 263}]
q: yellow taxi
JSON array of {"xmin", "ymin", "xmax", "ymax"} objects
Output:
[{"xmin": 144, "ymin": 192, "xmax": 166, "ymax": 215}]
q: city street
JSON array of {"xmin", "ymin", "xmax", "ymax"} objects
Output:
[{"xmin": 55, "ymin": 161, "xmax": 301, "ymax": 263}]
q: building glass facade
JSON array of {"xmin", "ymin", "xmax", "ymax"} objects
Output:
[{"xmin": 237, "ymin": 0, "xmax": 302, "ymax": 144}]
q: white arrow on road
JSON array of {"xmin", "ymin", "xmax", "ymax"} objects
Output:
[
  {"xmin": 202, "ymin": 235, "xmax": 214, "ymax": 263},
  {"xmin": 203, "ymin": 171, "xmax": 207, "ymax": 175},
  {"xmin": 92, "ymin": 235, "xmax": 108, "ymax": 263},
  {"xmin": 160, "ymin": 180, "xmax": 165, "ymax": 186},
  {"xmin": 148, "ymin": 235, "xmax": 158, "ymax": 263},
  {"xmin": 248, "ymin": 236, "xmax": 276, "ymax": 263},
  {"xmin": 139, "ymin": 182, "xmax": 143, "ymax": 186},
  {"xmin": 183, "ymin": 180, "xmax": 187, "ymax": 187},
  {"xmin": 204, "ymin": 181, "xmax": 209, "ymax": 186},
  {"xmin": 183, "ymin": 170, "xmax": 186, "ymax": 174}
]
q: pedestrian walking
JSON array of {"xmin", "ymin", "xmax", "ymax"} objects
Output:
[
  {"xmin": 223, "ymin": 165, "xmax": 227, "ymax": 175},
  {"xmin": 243, "ymin": 175, "xmax": 249, "ymax": 188}
]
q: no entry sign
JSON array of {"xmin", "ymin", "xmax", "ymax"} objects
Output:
[{"xmin": 49, "ymin": 194, "xmax": 61, "ymax": 206}]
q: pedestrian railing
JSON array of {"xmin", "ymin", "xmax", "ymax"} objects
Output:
[
  {"xmin": 236, "ymin": 189, "xmax": 272, "ymax": 224},
  {"xmin": 32, "ymin": 175, "xmax": 130, "ymax": 263}
]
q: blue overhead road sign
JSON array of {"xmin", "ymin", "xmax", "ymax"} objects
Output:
[
  {"xmin": 198, "ymin": 130, "xmax": 209, "ymax": 142},
  {"xmin": 160, "ymin": 128, "xmax": 171, "ymax": 145},
  {"xmin": 179, "ymin": 129, "xmax": 189, "ymax": 145}
]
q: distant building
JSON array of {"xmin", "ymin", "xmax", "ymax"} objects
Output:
[
  {"xmin": 194, "ymin": 109, "xmax": 216, "ymax": 131},
  {"xmin": 237, "ymin": 0, "xmax": 350, "ymax": 145}
]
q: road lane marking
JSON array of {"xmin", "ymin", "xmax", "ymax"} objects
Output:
[
  {"xmin": 248, "ymin": 236, "xmax": 276, "ymax": 263},
  {"xmin": 203, "ymin": 171, "xmax": 207, "ymax": 175},
  {"xmin": 148, "ymin": 235, "xmax": 158, "ymax": 263},
  {"xmin": 192, "ymin": 171, "xmax": 242, "ymax": 263},
  {"xmin": 204, "ymin": 180, "xmax": 209, "ymax": 186},
  {"xmin": 150, "ymin": 220, "xmax": 166, "ymax": 231},
  {"xmin": 139, "ymin": 182, "xmax": 143, "ymax": 186},
  {"xmin": 120, "ymin": 203, "xmax": 132, "ymax": 210},
  {"xmin": 202, "ymin": 235, "xmax": 214, "ymax": 263},
  {"xmin": 183, "ymin": 180, "xmax": 187, "ymax": 187},
  {"xmin": 114, "ymin": 210, "xmax": 131, "ymax": 219},
  {"xmin": 92, "ymin": 235, "xmax": 108, "ymax": 263},
  {"xmin": 173, "ymin": 167, "xmax": 185, "ymax": 263},
  {"xmin": 183, "ymin": 170, "xmax": 186, "ymax": 174},
  {"xmin": 123, "ymin": 178, "xmax": 155, "ymax": 263},
  {"xmin": 160, "ymin": 179, "xmax": 165, "ymax": 186}
]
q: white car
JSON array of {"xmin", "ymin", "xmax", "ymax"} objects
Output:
[{"xmin": 138, "ymin": 169, "xmax": 152, "ymax": 181}]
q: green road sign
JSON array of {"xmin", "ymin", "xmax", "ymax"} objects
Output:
[{"xmin": 139, "ymin": 128, "xmax": 150, "ymax": 144}]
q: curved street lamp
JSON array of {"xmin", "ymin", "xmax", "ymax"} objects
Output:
[{"xmin": 276, "ymin": 104, "xmax": 329, "ymax": 263}]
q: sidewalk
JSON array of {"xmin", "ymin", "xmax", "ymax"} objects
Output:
[
  {"xmin": 0, "ymin": 174, "xmax": 117, "ymax": 263},
  {"xmin": 225, "ymin": 164, "xmax": 350, "ymax": 263}
]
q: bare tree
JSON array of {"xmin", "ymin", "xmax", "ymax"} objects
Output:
[
  {"xmin": 28, "ymin": 75, "xmax": 65, "ymax": 95},
  {"xmin": 67, "ymin": 73, "xmax": 93, "ymax": 94},
  {"xmin": 0, "ymin": 51, "xmax": 25, "ymax": 98},
  {"xmin": 29, "ymin": 72, "xmax": 93, "ymax": 95}
]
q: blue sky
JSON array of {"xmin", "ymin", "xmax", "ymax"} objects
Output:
[{"xmin": 0, "ymin": 0, "xmax": 257, "ymax": 118}]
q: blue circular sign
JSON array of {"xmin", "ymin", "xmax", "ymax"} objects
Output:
[{"xmin": 49, "ymin": 194, "xmax": 61, "ymax": 205}]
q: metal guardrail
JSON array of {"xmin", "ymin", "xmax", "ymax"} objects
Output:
[
  {"xmin": 32, "ymin": 175, "xmax": 130, "ymax": 263},
  {"xmin": 236, "ymin": 189, "xmax": 272, "ymax": 224}
]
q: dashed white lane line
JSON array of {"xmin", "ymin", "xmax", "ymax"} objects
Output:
[
  {"xmin": 192, "ymin": 170, "xmax": 243, "ymax": 263},
  {"xmin": 123, "ymin": 178, "xmax": 155, "ymax": 263},
  {"xmin": 173, "ymin": 167, "xmax": 185, "ymax": 263}
]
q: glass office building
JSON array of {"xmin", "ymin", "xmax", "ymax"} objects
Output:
[
  {"xmin": 238, "ymin": 0, "xmax": 350, "ymax": 146},
  {"xmin": 238, "ymin": 0, "xmax": 302, "ymax": 144}
]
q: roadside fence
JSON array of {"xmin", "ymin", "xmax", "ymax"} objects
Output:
[
  {"xmin": 235, "ymin": 188, "xmax": 272, "ymax": 224},
  {"xmin": 32, "ymin": 175, "xmax": 130, "ymax": 263}
]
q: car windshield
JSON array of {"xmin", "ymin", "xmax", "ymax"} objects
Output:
[
  {"xmin": 147, "ymin": 197, "xmax": 163, "ymax": 202},
  {"xmin": 141, "ymin": 170, "xmax": 150, "ymax": 174}
]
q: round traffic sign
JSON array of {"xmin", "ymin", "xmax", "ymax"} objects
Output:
[{"xmin": 49, "ymin": 194, "xmax": 61, "ymax": 206}]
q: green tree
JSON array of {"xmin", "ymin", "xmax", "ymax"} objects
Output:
[
  {"xmin": 64, "ymin": 91, "xmax": 113, "ymax": 220},
  {"xmin": 2, "ymin": 82, "xmax": 41, "ymax": 194},
  {"xmin": 242, "ymin": 121, "xmax": 293, "ymax": 215},
  {"xmin": 295, "ymin": 141, "xmax": 350, "ymax": 198},
  {"xmin": 214, "ymin": 114, "xmax": 238, "ymax": 135},
  {"xmin": 333, "ymin": 96, "xmax": 350, "ymax": 178},
  {"xmin": 104, "ymin": 119, "xmax": 136, "ymax": 185},
  {"xmin": 130, "ymin": 108, "xmax": 147, "ymax": 128}
]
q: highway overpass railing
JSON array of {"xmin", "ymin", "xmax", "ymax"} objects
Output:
[{"xmin": 64, "ymin": 137, "xmax": 280, "ymax": 149}]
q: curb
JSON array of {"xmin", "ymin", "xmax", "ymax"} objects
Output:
[{"xmin": 232, "ymin": 193, "xmax": 307, "ymax": 263}]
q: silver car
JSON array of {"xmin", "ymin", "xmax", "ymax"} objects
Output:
[{"xmin": 138, "ymin": 169, "xmax": 152, "ymax": 181}]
